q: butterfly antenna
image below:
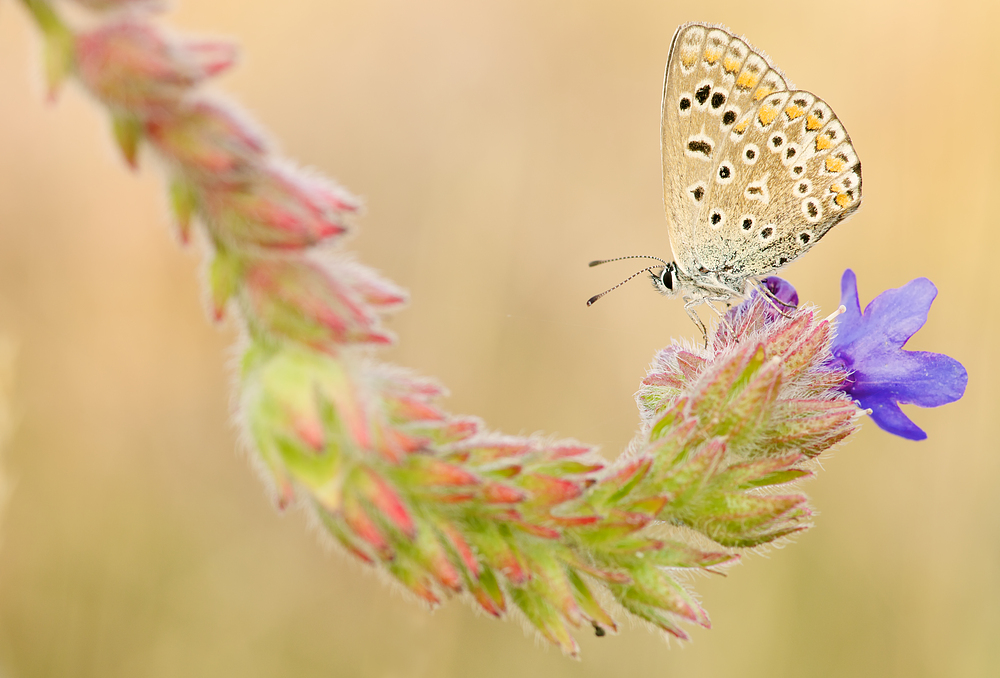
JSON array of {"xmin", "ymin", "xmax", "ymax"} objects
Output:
[
  {"xmin": 587, "ymin": 265, "xmax": 661, "ymax": 306},
  {"xmin": 589, "ymin": 255, "xmax": 669, "ymax": 268}
]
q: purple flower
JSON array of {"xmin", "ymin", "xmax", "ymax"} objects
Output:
[{"xmin": 830, "ymin": 269, "xmax": 967, "ymax": 441}]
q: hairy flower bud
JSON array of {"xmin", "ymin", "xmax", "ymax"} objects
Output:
[
  {"xmin": 201, "ymin": 163, "xmax": 357, "ymax": 250},
  {"xmin": 75, "ymin": 20, "xmax": 235, "ymax": 113}
]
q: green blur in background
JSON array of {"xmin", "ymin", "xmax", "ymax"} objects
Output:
[{"xmin": 0, "ymin": 0, "xmax": 997, "ymax": 676}]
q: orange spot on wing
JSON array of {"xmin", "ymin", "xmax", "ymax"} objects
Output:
[
  {"xmin": 758, "ymin": 105, "xmax": 778, "ymax": 126},
  {"xmin": 806, "ymin": 114, "xmax": 823, "ymax": 131},
  {"xmin": 704, "ymin": 46, "xmax": 723, "ymax": 64},
  {"xmin": 723, "ymin": 56, "xmax": 741, "ymax": 73},
  {"xmin": 815, "ymin": 135, "xmax": 833, "ymax": 151},
  {"xmin": 826, "ymin": 156, "xmax": 846, "ymax": 172},
  {"xmin": 785, "ymin": 105, "xmax": 805, "ymax": 120},
  {"xmin": 736, "ymin": 71, "xmax": 760, "ymax": 90},
  {"xmin": 753, "ymin": 87, "xmax": 774, "ymax": 101},
  {"xmin": 835, "ymin": 193, "xmax": 851, "ymax": 207}
]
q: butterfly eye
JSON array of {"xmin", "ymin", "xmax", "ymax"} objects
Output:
[{"xmin": 660, "ymin": 264, "xmax": 675, "ymax": 291}]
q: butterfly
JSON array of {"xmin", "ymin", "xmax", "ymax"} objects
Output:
[{"xmin": 589, "ymin": 22, "xmax": 862, "ymax": 341}]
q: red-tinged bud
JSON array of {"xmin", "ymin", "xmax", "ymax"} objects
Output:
[
  {"xmin": 642, "ymin": 372, "xmax": 685, "ymax": 388},
  {"xmin": 75, "ymin": 20, "xmax": 236, "ymax": 113},
  {"xmin": 483, "ymin": 464, "xmax": 521, "ymax": 480},
  {"xmin": 493, "ymin": 549, "xmax": 528, "ymax": 586},
  {"xmin": 317, "ymin": 511, "xmax": 375, "ymax": 564},
  {"xmin": 370, "ymin": 423, "xmax": 424, "ymax": 464},
  {"xmin": 693, "ymin": 493, "xmax": 809, "ymax": 548},
  {"xmin": 548, "ymin": 514, "xmax": 601, "ymax": 528},
  {"xmin": 22, "ymin": 0, "xmax": 75, "ymax": 99},
  {"xmin": 354, "ymin": 467, "xmax": 415, "ymax": 539},
  {"xmin": 387, "ymin": 560, "xmax": 441, "ymax": 606},
  {"xmin": 208, "ymin": 248, "xmax": 242, "ymax": 321},
  {"xmin": 341, "ymin": 493, "xmax": 392, "ymax": 559},
  {"xmin": 241, "ymin": 343, "xmax": 381, "ymax": 484},
  {"xmin": 566, "ymin": 569, "xmax": 618, "ymax": 634},
  {"xmin": 715, "ymin": 453, "xmax": 806, "ymax": 489},
  {"xmin": 561, "ymin": 553, "xmax": 632, "ymax": 584},
  {"xmin": 628, "ymin": 563, "xmax": 705, "ymax": 625},
  {"xmin": 168, "ymin": 176, "xmax": 198, "ymax": 244},
  {"xmin": 203, "ymin": 163, "xmax": 356, "ymax": 250},
  {"xmin": 386, "ymin": 394, "xmax": 445, "ymax": 423},
  {"xmin": 548, "ymin": 443, "xmax": 593, "ymax": 459},
  {"xmin": 475, "ymin": 526, "xmax": 529, "ymax": 585},
  {"xmin": 241, "ymin": 254, "xmax": 394, "ymax": 350},
  {"xmin": 519, "ymin": 474, "xmax": 581, "ymax": 507},
  {"xmin": 111, "ymin": 112, "xmax": 143, "ymax": 168},
  {"xmin": 413, "ymin": 417, "xmax": 481, "ymax": 446},
  {"xmin": 469, "ymin": 568, "xmax": 506, "ymax": 616},
  {"xmin": 531, "ymin": 459, "xmax": 604, "ymax": 478},
  {"xmin": 597, "ymin": 457, "xmax": 652, "ymax": 503},
  {"xmin": 412, "ymin": 528, "xmax": 462, "ymax": 592},
  {"xmin": 513, "ymin": 523, "xmax": 561, "ymax": 539},
  {"xmin": 481, "ymin": 483, "xmax": 525, "ymax": 504},
  {"xmin": 332, "ymin": 258, "xmax": 407, "ymax": 311},
  {"xmin": 146, "ymin": 100, "xmax": 267, "ymax": 182},
  {"xmin": 675, "ymin": 350, "xmax": 707, "ymax": 380},
  {"xmin": 509, "ymin": 588, "xmax": 579, "ymax": 657},
  {"xmin": 408, "ymin": 457, "xmax": 480, "ymax": 487},
  {"xmin": 626, "ymin": 495, "xmax": 668, "ymax": 517},
  {"xmin": 529, "ymin": 550, "xmax": 584, "ymax": 629},
  {"xmin": 436, "ymin": 522, "xmax": 479, "ymax": 576},
  {"xmin": 461, "ymin": 439, "xmax": 533, "ymax": 464},
  {"xmin": 650, "ymin": 540, "xmax": 738, "ymax": 569}
]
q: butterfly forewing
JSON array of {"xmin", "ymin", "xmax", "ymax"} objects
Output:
[
  {"xmin": 662, "ymin": 22, "xmax": 791, "ymax": 281},
  {"xmin": 661, "ymin": 22, "xmax": 860, "ymax": 291}
]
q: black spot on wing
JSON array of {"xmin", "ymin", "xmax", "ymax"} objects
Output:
[{"xmin": 687, "ymin": 140, "xmax": 713, "ymax": 157}]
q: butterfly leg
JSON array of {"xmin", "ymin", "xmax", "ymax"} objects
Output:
[
  {"xmin": 751, "ymin": 279, "xmax": 795, "ymax": 319},
  {"xmin": 705, "ymin": 296, "xmax": 737, "ymax": 339},
  {"xmin": 682, "ymin": 300, "xmax": 709, "ymax": 347}
]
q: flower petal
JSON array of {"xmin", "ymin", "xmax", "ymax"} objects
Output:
[{"xmin": 866, "ymin": 400, "xmax": 927, "ymax": 441}]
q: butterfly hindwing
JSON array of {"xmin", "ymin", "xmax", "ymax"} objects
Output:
[{"xmin": 694, "ymin": 88, "xmax": 863, "ymax": 279}]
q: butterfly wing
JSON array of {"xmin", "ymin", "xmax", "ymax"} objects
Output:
[
  {"xmin": 661, "ymin": 23, "xmax": 791, "ymax": 282},
  {"xmin": 694, "ymin": 88, "xmax": 862, "ymax": 282}
]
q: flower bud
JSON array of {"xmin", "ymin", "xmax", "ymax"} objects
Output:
[
  {"xmin": 75, "ymin": 20, "xmax": 235, "ymax": 113},
  {"xmin": 202, "ymin": 163, "xmax": 357, "ymax": 250},
  {"xmin": 146, "ymin": 100, "xmax": 267, "ymax": 182}
]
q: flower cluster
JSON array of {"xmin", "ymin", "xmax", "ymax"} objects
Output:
[{"xmin": 19, "ymin": 0, "xmax": 967, "ymax": 656}]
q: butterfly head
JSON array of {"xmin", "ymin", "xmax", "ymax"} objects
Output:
[{"xmin": 587, "ymin": 255, "xmax": 674, "ymax": 306}]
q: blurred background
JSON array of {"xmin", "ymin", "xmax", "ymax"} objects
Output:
[{"xmin": 1, "ymin": 0, "xmax": 998, "ymax": 676}]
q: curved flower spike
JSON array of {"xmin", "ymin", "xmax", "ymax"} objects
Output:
[{"xmin": 831, "ymin": 269, "xmax": 968, "ymax": 440}]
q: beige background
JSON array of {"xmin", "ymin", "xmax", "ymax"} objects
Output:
[{"xmin": 1, "ymin": 0, "xmax": 998, "ymax": 676}]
